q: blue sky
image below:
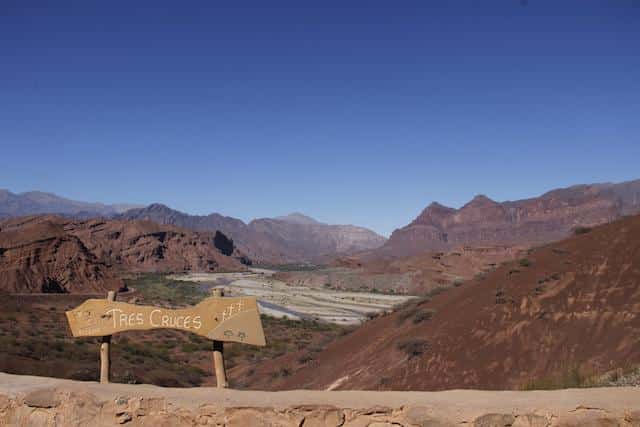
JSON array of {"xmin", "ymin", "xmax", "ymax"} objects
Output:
[{"xmin": 1, "ymin": 1, "xmax": 639, "ymax": 236}]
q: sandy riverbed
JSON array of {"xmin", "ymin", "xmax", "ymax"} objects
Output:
[{"xmin": 170, "ymin": 269, "xmax": 414, "ymax": 325}]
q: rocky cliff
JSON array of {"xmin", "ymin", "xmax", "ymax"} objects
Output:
[
  {"xmin": 0, "ymin": 217, "xmax": 122, "ymax": 293},
  {"xmin": 0, "ymin": 216, "xmax": 245, "ymax": 294},
  {"xmin": 378, "ymin": 179, "xmax": 640, "ymax": 257}
]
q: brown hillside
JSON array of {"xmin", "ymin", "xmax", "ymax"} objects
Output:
[
  {"xmin": 0, "ymin": 217, "xmax": 122, "ymax": 293},
  {"xmin": 251, "ymin": 214, "xmax": 640, "ymax": 391},
  {"xmin": 0, "ymin": 216, "xmax": 245, "ymax": 293},
  {"xmin": 276, "ymin": 245, "xmax": 523, "ymax": 295}
]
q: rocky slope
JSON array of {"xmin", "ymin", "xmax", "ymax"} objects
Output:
[
  {"xmin": 0, "ymin": 216, "xmax": 245, "ymax": 293},
  {"xmin": 0, "ymin": 217, "xmax": 122, "ymax": 293},
  {"xmin": 249, "ymin": 213, "xmax": 640, "ymax": 391},
  {"xmin": 2, "ymin": 373, "xmax": 640, "ymax": 426},
  {"xmin": 272, "ymin": 245, "xmax": 523, "ymax": 296},
  {"xmin": 377, "ymin": 179, "xmax": 640, "ymax": 257},
  {"xmin": 0, "ymin": 189, "xmax": 139, "ymax": 218},
  {"xmin": 119, "ymin": 204, "xmax": 386, "ymax": 263}
]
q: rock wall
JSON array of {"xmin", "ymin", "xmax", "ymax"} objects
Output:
[{"xmin": 1, "ymin": 373, "xmax": 640, "ymax": 426}]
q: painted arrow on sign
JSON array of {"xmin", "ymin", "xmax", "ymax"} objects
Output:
[{"xmin": 66, "ymin": 296, "xmax": 266, "ymax": 346}]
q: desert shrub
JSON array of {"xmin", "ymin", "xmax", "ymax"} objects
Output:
[
  {"xmin": 452, "ymin": 277, "xmax": 465, "ymax": 287},
  {"xmin": 379, "ymin": 377, "xmax": 391, "ymax": 386},
  {"xmin": 428, "ymin": 286, "xmax": 448, "ymax": 297},
  {"xmin": 394, "ymin": 296, "xmax": 433, "ymax": 325},
  {"xmin": 70, "ymin": 368, "xmax": 99, "ymax": 382},
  {"xmin": 519, "ymin": 258, "xmax": 531, "ymax": 267},
  {"xmin": 474, "ymin": 272, "xmax": 487, "ymax": 281},
  {"xmin": 297, "ymin": 353, "xmax": 313, "ymax": 364},
  {"xmin": 521, "ymin": 365, "xmax": 588, "ymax": 390},
  {"xmin": 397, "ymin": 339, "xmax": 429, "ymax": 359},
  {"xmin": 181, "ymin": 342, "xmax": 200, "ymax": 353},
  {"xmin": 396, "ymin": 306, "xmax": 419, "ymax": 325},
  {"xmin": 271, "ymin": 367, "xmax": 291, "ymax": 378},
  {"xmin": 365, "ymin": 311, "xmax": 378, "ymax": 320},
  {"xmin": 573, "ymin": 226, "xmax": 592, "ymax": 235},
  {"xmin": 412, "ymin": 309, "xmax": 436, "ymax": 324}
]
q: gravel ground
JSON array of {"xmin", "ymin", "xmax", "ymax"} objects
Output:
[{"xmin": 170, "ymin": 270, "xmax": 414, "ymax": 325}]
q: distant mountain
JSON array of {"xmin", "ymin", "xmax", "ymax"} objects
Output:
[
  {"xmin": 119, "ymin": 205, "xmax": 387, "ymax": 264},
  {"xmin": 0, "ymin": 189, "xmax": 141, "ymax": 218},
  {"xmin": 273, "ymin": 213, "xmax": 320, "ymax": 225},
  {"xmin": 0, "ymin": 215, "xmax": 245, "ymax": 294},
  {"xmin": 373, "ymin": 179, "xmax": 640, "ymax": 258}
]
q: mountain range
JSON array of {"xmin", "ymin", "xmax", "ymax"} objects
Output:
[
  {"xmin": 117, "ymin": 205, "xmax": 387, "ymax": 263},
  {"xmin": 372, "ymin": 179, "xmax": 640, "ymax": 258},
  {"xmin": 3, "ymin": 179, "xmax": 640, "ymax": 265},
  {"xmin": 0, "ymin": 190, "xmax": 387, "ymax": 264},
  {"xmin": 0, "ymin": 189, "xmax": 140, "ymax": 218}
]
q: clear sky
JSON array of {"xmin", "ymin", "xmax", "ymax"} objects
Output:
[{"xmin": 1, "ymin": 1, "xmax": 639, "ymax": 236}]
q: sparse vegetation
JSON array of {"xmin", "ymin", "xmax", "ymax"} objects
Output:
[
  {"xmin": 521, "ymin": 365, "xmax": 589, "ymax": 390},
  {"xmin": 397, "ymin": 339, "xmax": 429, "ymax": 359},
  {"xmin": 427, "ymin": 286, "xmax": 448, "ymax": 297},
  {"xmin": 394, "ymin": 296, "xmax": 430, "ymax": 325},
  {"xmin": 474, "ymin": 271, "xmax": 487, "ymax": 280},
  {"xmin": 123, "ymin": 273, "xmax": 207, "ymax": 306},
  {"xmin": 0, "ymin": 274, "xmax": 353, "ymax": 388},
  {"xmin": 412, "ymin": 308, "xmax": 436, "ymax": 324},
  {"xmin": 573, "ymin": 226, "xmax": 592, "ymax": 235},
  {"xmin": 518, "ymin": 258, "xmax": 531, "ymax": 267}
]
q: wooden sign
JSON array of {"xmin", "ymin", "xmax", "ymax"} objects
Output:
[{"xmin": 66, "ymin": 296, "xmax": 266, "ymax": 346}]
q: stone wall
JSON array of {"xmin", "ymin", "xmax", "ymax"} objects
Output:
[{"xmin": 1, "ymin": 373, "xmax": 639, "ymax": 426}]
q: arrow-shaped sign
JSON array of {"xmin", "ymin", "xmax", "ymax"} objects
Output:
[{"xmin": 66, "ymin": 296, "xmax": 266, "ymax": 346}]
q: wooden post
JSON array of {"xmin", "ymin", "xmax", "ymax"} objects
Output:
[
  {"xmin": 212, "ymin": 288, "xmax": 228, "ymax": 388},
  {"xmin": 100, "ymin": 291, "xmax": 116, "ymax": 384}
]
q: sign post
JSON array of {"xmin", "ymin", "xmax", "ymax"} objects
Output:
[
  {"xmin": 66, "ymin": 290, "xmax": 265, "ymax": 387},
  {"xmin": 100, "ymin": 290, "xmax": 116, "ymax": 384},
  {"xmin": 212, "ymin": 288, "xmax": 228, "ymax": 388}
]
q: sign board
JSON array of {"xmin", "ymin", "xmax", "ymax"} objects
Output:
[{"xmin": 66, "ymin": 296, "xmax": 266, "ymax": 346}]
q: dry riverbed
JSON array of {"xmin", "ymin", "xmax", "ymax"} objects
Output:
[{"xmin": 170, "ymin": 269, "xmax": 414, "ymax": 325}]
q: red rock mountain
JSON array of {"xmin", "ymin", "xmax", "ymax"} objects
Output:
[
  {"xmin": 0, "ymin": 216, "xmax": 245, "ymax": 294},
  {"xmin": 376, "ymin": 179, "xmax": 640, "ymax": 257},
  {"xmin": 246, "ymin": 213, "xmax": 640, "ymax": 390},
  {"xmin": 119, "ymin": 205, "xmax": 386, "ymax": 264}
]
